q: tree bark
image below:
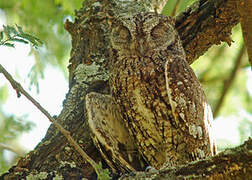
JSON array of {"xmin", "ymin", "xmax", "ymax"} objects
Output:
[
  {"xmin": 1, "ymin": 0, "xmax": 247, "ymax": 179},
  {"xmin": 120, "ymin": 138, "xmax": 252, "ymax": 180},
  {"xmin": 237, "ymin": 0, "xmax": 252, "ymax": 67}
]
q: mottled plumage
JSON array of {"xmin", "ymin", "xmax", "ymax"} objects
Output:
[
  {"xmin": 109, "ymin": 12, "xmax": 216, "ymax": 169},
  {"xmin": 86, "ymin": 93, "xmax": 146, "ymax": 173},
  {"xmin": 86, "ymin": 12, "xmax": 216, "ymax": 173}
]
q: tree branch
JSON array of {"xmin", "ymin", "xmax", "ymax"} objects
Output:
[
  {"xmin": 213, "ymin": 44, "xmax": 246, "ymax": 117},
  {"xmin": 0, "ymin": 64, "xmax": 104, "ymax": 178},
  {"xmin": 237, "ymin": 0, "xmax": 252, "ymax": 67},
  {"xmin": 0, "ymin": 143, "xmax": 23, "ymax": 156},
  {"xmin": 175, "ymin": 0, "xmax": 240, "ymax": 64},
  {"xmin": 171, "ymin": 0, "xmax": 182, "ymax": 17},
  {"xmin": 119, "ymin": 138, "xmax": 252, "ymax": 179}
]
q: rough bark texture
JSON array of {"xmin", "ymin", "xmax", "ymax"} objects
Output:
[
  {"xmin": 0, "ymin": 0, "xmax": 246, "ymax": 179},
  {"xmin": 237, "ymin": 0, "xmax": 252, "ymax": 67},
  {"xmin": 175, "ymin": 0, "xmax": 239, "ymax": 64},
  {"xmin": 120, "ymin": 138, "xmax": 252, "ymax": 180}
]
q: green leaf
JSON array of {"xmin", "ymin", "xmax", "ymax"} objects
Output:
[
  {"xmin": 3, "ymin": 42, "xmax": 15, "ymax": 48},
  {"xmin": 25, "ymin": 33, "xmax": 43, "ymax": 45},
  {"xmin": 6, "ymin": 25, "xmax": 18, "ymax": 35},
  {"xmin": 10, "ymin": 38, "xmax": 29, "ymax": 44},
  {"xmin": 0, "ymin": 31, "xmax": 3, "ymax": 41},
  {"xmin": 0, "ymin": 24, "xmax": 42, "ymax": 48},
  {"xmin": 17, "ymin": 33, "xmax": 43, "ymax": 47},
  {"xmin": 15, "ymin": 24, "xmax": 24, "ymax": 34},
  {"xmin": 96, "ymin": 162, "xmax": 112, "ymax": 180},
  {"xmin": 3, "ymin": 25, "xmax": 11, "ymax": 38}
]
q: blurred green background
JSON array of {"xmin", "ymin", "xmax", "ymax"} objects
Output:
[{"xmin": 0, "ymin": 0, "xmax": 251, "ymax": 174}]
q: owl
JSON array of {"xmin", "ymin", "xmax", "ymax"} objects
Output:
[
  {"xmin": 109, "ymin": 12, "xmax": 216, "ymax": 169},
  {"xmin": 86, "ymin": 12, "xmax": 216, "ymax": 174}
]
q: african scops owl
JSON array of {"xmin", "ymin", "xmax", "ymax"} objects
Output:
[{"xmin": 86, "ymin": 12, "xmax": 216, "ymax": 173}]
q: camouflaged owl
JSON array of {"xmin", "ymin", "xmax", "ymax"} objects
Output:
[{"xmin": 86, "ymin": 12, "xmax": 216, "ymax": 173}]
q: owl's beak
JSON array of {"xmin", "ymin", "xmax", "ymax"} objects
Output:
[{"xmin": 137, "ymin": 39, "xmax": 148, "ymax": 56}]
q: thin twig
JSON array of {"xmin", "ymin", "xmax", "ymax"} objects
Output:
[
  {"xmin": 213, "ymin": 44, "xmax": 246, "ymax": 117},
  {"xmin": 0, "ymin": 64, "xmax": 102, "ymax": 176},
  {"xmin": 0, "ymin": 143, "xmax": 23, "ymax": 156},
  {"xmin": 171, "ymin": 0, "xmax": 181, "ymax": 17}
]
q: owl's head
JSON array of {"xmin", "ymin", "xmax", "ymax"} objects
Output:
[{"xmin": 110, "ymin": 13, "xmax": 182, "ymax": 58}]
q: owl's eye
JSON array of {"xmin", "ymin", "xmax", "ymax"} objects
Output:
[
  {"xmin": 119, "ymin": 27, "xmax": 130, "ymax": 39},
  {"xmin": 151, "ymin": 23, "xmax": 175, "ymax": 44},
  {"xmin": 113, "ymin": 26, "xmax": 131, "ymax": 42},
  {"xmin": 151, "ymin": 24, "xmax": 167, "ymax": 38}
]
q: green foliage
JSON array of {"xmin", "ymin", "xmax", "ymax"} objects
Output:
[
  {"xmin": 0, "ymin": 24, "xmax": 43, "ymax": 48},
  {"xmin": 191, "ymin": 24, "xmax": 252, "ymax": 149},
  {"xmin": 192, "ymin": 25, "xmax": 251, "ymax": 115},
  {"xmin": 96, "ymin": 162, "xmax": 112, "ymax": 180},
  {"xmin": 162, "ymin": 0, "xmax": 196, "ymax": 16},
  {"xmin": 0, "ymin": 114, "xmax": 33, "ymax": 143},
  {"xmin": 0, "ymin": 24, "xmax": 44, "ymax": 91},
  {"xmin": 54, "ymin": 0, "xmax": 83, "ymax": 12},
  {"xmin": 0, "ymin": 0, "xmax": 82, "ymax": 86},
  {"xmin": 0, "ymin": 85, "xmax": 8, "ymax": 103},
  {"xmin": 0, "ymin": 0, "xmax": 82, "ymax": 58},
  {"xmin": 0, "ymin": 111, "xmax": 34, "ymax": 174},
  {"xmin": 0, "ymin": 24, "xmax": 42, "ymax": 174}
]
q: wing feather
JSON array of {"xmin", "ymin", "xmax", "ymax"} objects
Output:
[{"xmin": 165, "ymin": 57, "xmax": 215, "ymax": 143}]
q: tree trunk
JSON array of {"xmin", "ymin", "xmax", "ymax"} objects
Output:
[{"xmin": 1, "ymin": 0, "xmax": 249, "ymax": 179}]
